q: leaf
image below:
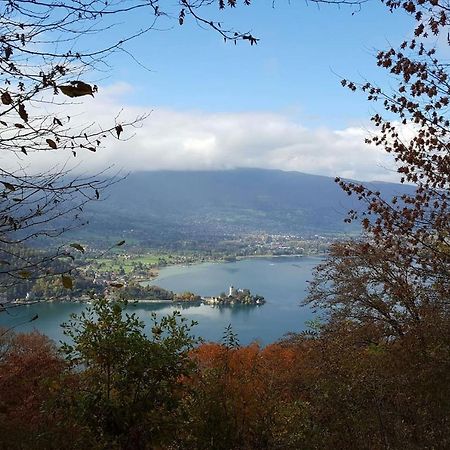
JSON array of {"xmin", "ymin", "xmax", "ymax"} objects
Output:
[
  {"xmin": 18, "ymin": 270, "xmax": 31, "ymax": 279},
  {"xmin": 2, "ymin": 181, "xmax": 15, "ymax": 191},
  {"xmin": 21, "ymin": 146, "xmax": 27, "ymax": 155},
  {"xmin": 30, "ymin": 314, "xmax": 38, "ymax": 322},
  {"xmin": 14, "ymin": 123, "xmax": 25, "ymax": 128},
  {"xmin": 18, "ymin": 103, "xmax": 28, "ymax": 122},
  {"xmin": 0, "ymin": 121, "xmax": 7, "ymax": 126},
  {"xmin": 53, "ymin": 117, "xmax": 62, "ymax": 126},
  {"xmin": 59, "ymin": 81, "xmax": 94, "ymax": 98},
  {"xmin": 95, "ymin": 189, "xmax": 99, "ymax": 199},
  {"xmin": 70, "ymin": 243, "xmax": 85, "ymax": 253},
  {"xmin": 46, "ymin": 138, "xmax": 57, "ymax": 149},
  {"xmin": 61, "ymin": 275, "xmax": 73, "ymax": 289},
  {"xmin": 87, "ymin": 147, "xmax": 96, "ymax": 152},
  {"xmin": 4, "ymin": 46, "xmax": 13, "ymax": 60},
  {"xmin": 1, "ymin": 92, "xmax": 12, "ymax": 105},
  {"xmin": 115, "ymin": 124, "xmax": 123, "ymax": 138},
  {"xmin": 109, "ymin": 283, "xmax": 124, "ymax": 288},
  {"xmin": 116, "ymin": 240, "xmax": 125, "ymax": 246}
]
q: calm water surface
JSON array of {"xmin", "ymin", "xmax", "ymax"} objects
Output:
[{"xmin": 0, "ymin": 257, "xmax": 320, "ymax": 345}]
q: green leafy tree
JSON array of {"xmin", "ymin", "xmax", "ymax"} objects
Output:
[{"xmin": 61, "ymin": 299, "xmax": 197, "ymax": 449}]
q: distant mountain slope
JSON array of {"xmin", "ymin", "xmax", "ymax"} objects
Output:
[{"xmin": 78, "ymin": 168, "xmax": 410, "ymax": 243}]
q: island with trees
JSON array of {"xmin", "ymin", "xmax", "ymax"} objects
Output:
[{"xmin": 203, "ymin": 286, "xmax": 265, "ymax": 306}]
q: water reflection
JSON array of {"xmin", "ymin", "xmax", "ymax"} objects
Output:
[{"xmin": 0, "ymin": 257, "xmax": 321, "ymax": 345}]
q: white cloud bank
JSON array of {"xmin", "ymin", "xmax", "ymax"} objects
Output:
[{"xmin": 2, "ymin": 83, "xmax": 400, "ymax": 182}]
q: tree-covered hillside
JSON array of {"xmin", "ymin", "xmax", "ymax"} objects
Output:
[{"xmin": 77, "ymin": 168, "xmax": 412, "ymax": 243}]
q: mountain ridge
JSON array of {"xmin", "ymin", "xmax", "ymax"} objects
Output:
[{"xmin": 75, "ymin": 168, "xmax": 410, "ymax": 244}]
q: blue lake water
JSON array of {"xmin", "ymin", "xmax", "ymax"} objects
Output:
[{"xmin": 0, "ymin": 256, "xmax": 320, "ymax": 345}]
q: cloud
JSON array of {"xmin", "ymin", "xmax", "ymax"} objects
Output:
[{"xmin": 3, "ymin": 83, "xmax": 400, "ymax": 182}]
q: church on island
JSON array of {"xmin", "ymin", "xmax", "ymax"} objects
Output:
[{"xmin": 203, "ymin": 286, "xmax": 265, "ymax": 306}]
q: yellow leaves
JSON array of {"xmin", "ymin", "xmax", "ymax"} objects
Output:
[{"xmin": 59, "ymin": 81, "xmax": 95, "ymax": 98}]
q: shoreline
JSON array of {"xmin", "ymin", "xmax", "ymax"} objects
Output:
[
  {"xmin": 10, "ymin": 254, "xmax": 326, "ymax": 305},
  {"xmin": 154, "ymin": 252, "xmax": 325, "ymax": 269}
]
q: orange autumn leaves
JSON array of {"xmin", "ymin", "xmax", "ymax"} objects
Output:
[{"xmin": 1, "ymin": 325, "xmax": 449, "ymax": 450}]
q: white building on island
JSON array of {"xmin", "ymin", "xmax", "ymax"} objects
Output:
[{"xmin": 229, "ymin": 285, "xmax": 237, "ymax": 297}]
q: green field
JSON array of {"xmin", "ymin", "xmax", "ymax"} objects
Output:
[{"xmin": 90, "ymin": 254, "xmax": 172, "ymax": 273}]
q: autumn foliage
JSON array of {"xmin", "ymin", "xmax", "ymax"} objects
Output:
[
  {"xmin": 1, "ymin": 0, "xmax": 450, "ymax": 448},
  {"xmin": 0, "ymin": 321, "xmax": 448, "ymax": 449},
  {"xmin": 182, "ymin": 324, "xmax": 449, "ymax": 449}
]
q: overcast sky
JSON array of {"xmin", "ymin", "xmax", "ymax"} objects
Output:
[{"xmin": 16, "ymin": 1, "xmax": 422, "ymax": 182}]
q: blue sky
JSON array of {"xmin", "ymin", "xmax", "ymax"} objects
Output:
[
  {"xmin": 104, "ymin": 1, "xmax": 415, "ymax": 127},
  {"xmin": 24, "ymin": 1, "xmax": 420, "ymax": 181}
]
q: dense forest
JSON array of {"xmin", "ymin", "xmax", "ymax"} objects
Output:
[{"xmin": 0, "ymin": 297, "xmax": 448, "ymax": 449}]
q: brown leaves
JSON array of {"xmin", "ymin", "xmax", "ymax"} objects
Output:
[
  {"xmin": 61, "ymin": 274, "xmax": 73, "ymax": 289},
  {"xmin": 115, "ymin": 124, "xmax": 123, "ymax": 138},
  {"xmin": 2, "ymin": 181, "xmax": 16, "ymax": 191},
  {"xmin": 69, "ymin": 243, "xmax": 85, "ymax": 253},
  {"xmin": 46, "ymin": 139, "xmax": 57, "ymax": 149},
  {"xmin": 242, "ymin": 34, "xmax": 258, "ymax": 46},
  {"xmin": 18, "ymin": 103, "xmax": 28, "ymax": 122},
  {"xmin": 179, "ymin": 8, "xmax": 185, "ymax": 25},
  {"xmin": 1, "ymin": 92, "xmax": 12, "ymax": 105},
  {"xmin": 4, "ymin": 46, "xmax": 12, "ymax": 60},
  {"xmin": 59, "ymin": 81, "xmax": 95, "ymax": 98}
]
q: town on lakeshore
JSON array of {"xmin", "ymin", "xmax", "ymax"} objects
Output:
[{"xmin": 3, "ymin": 233, "xmax": 337, "ymax": 304}]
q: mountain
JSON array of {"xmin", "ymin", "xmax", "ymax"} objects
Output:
[{"xmin": 74, "ymin": 168, "xmax": 410, "ymax": 245}]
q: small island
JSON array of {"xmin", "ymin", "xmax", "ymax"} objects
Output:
[{"xmin": 203, "ymin": 285, "xmax": 265, "ymax": 306}]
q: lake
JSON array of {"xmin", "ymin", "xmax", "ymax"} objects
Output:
[{"xmin": 0, "ymin": 256, "xmax": 321, "ymax": 345}]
